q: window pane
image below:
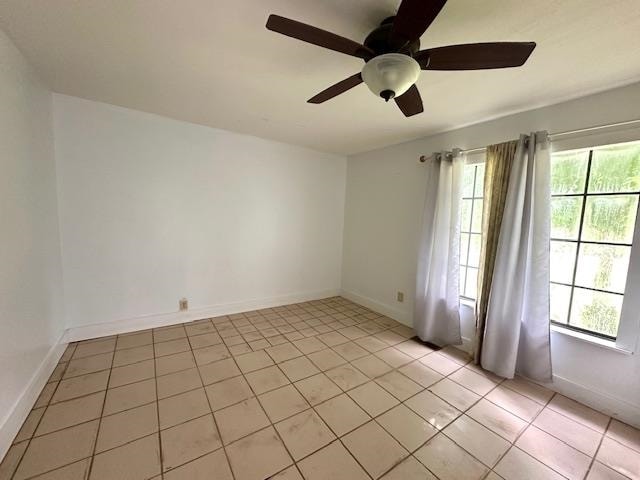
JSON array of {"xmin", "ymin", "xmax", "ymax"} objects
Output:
[
  {"xmin": 474, "ymin": 163, "xmax": 485, "ymax": 197},
  {"xmin": 460, "ymin": 162, "xmax": 485, "ymax": 301},
  {"xmin": 588, "ymin": 144, "xmax": 640, "ymax": 193},
  {"xmin": 461, "ymin": 199, "xmax": 472, "ymax": 232},
  {"xmin": 569, "ymin": 288, "xmax": 623, "ymax": 337},
  {"xmin": 462, "ymin": 166, "xmax": 475, "ymax": 197},
  {"xmin": 471, "ymin": 199, "xmax": 483, "ymax": 233},
  {"xmin": 550, "ymin": 241, "xmax": 577, "ymax": 284},
  {"xmin": 582, "ymin": 195, "xmax": 639, "ymax": 243},
  {"xmin": 465, "ymin": 267, "xmax": 479, "ymax": 298},
  {"xmin": 551, "ymin": 197, "xmax": 583, "ymax": 240},
  {"xmin": 468, "ymin": 234, "xmax": 481, "ymax": 268},
  {"xmin": 551, "ymin": 150, "xmax": 588, "ymax": 194},
  {"xmin": 575, "ymin": 244, "xmax": 631, "ymax": 294},
  {"xmin": 460, "ymin": 233, "xmax": 469, "ymax": 265},
  {"xmin": 550, "ymin": 283, "xmax": 571, "ymax": 324}
]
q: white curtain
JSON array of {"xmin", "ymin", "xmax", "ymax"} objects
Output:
[
  {"xmin": 481, "ymin": 132, "xmax": 552, "ymax": 381},
  {"xmin": 414, "ymin": 149, "xmax": 464, "ymax": 346}
]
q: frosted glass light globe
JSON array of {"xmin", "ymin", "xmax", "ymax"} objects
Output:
[{"xmin": 361, "ymin": 53, "xmax": 421, "ymax": 101}]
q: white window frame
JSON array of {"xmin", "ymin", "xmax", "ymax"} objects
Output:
[
  {"xmin": 550, "ymin": 135, "xmax": 640, "ymax": 354},
  {"xmin": 455, "ymin": 130, "xmax": 639, "ymax": 354},
  {"xmin": 459, "ymin": 152, "xmax": 486, "ymax": 303}
]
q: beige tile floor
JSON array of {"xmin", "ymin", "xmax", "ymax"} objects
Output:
[{"xmin": 1, "ymin": 297, "xmax": 639, "ymax": 480}]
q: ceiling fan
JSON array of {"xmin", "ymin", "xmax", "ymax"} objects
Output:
[{"xmin": 266, "ymin": 0, "xmax": 536, "ymax": 117}]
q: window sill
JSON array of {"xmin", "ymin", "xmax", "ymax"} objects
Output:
[
  {"xmin": 459, "ymin": 297, "xmax": 476, "ymax": 309},
  {"xmin": 550, "ymin": 324, "xmax": 634, "ymax": 355}
]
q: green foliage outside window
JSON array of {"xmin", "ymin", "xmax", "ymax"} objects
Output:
[
  {"xmin": 550, "ymin": 142, "xmax": 640, "ymax": 338},
  {"xmin": 579, "ymin": 297, "xmax": 620, "ymax": 337}
]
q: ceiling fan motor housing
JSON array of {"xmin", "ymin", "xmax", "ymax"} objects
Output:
[
  {"xmin": 364, "ymin": 16, "xmax": 421, "ymax": 56},
  {"xmin": 361, "ymin": 16, "xmax": 422, "ymax": 101}
]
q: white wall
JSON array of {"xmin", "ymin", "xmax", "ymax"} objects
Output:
[
  {"xmin": 342, "ymin": 81, "xmax": 640, "ymax": 425},
  {"xmin": 0, "ymin": 31, "xmax": 65, "ymax": 454},
  {"xmin": 53, "ymin": 95, "xmax": 347, "ymax": 329}
]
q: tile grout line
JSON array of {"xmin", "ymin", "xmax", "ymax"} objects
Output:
[
  {"xmin": 186, "ymin": 330, "xmax": 238, "ymax": 480},
  {"xmin": 84, "ymin": 347, "xmax": 116, "ymax": 480},
  {"xmin": 369, "ymin": 360, "xmax": 595, "ymax": 480},
  {"xmin": 38, "ymin": 332, "xmax": 398, "ymax": 459},
  {"xmin": 13, "ymin": 350, "xmax": 110, "ymax": 480},
  {"xmin": 155, "ymin": 340, "xmax": 475, "ymax": 477},
  {"xmin": 375, "ymin": 362, "xmax": 495, "ymax": 480},
  {"xmin": 390, "ymin": 365, "xmax": 521, "ymax": 479},
  {"xmin": 583, "ymin": 416, "xmax": 612, "ymax": 480},
  {"xmin": 283, "ymin": 370, "xmax": 377, "ymax": 480},
  {"xmin": 12, "ymin": 362, "xmax": 361, "ymax": 477},
  {"xmin": 503, "ymin": 390, "xmax": 617, "ymax": 474},
  {"xmin": 9, "ymin": 343, "xmax": 77, "ymax": 480},
  {"xmin": 488, "ymin": 390, "xmax": 564, "ymax": 479},
  {"xmin": 152, "ymin": 339, "xmax": 164, "ymax": 480},
  {"xmin": 439, "ymin": 378, "xmax": 521, "ymax": 478},
  {"xmin": 541, "ymin": 400, "xmax": 612, "ymax": 436},
  {"xmin": 234, "ymin": 325, "xmax": 400, "ymax": 478},
  {"xmin": 289, "ymin": 346, "xmax": 433, "ymax": 479}
]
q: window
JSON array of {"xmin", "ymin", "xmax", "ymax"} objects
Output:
[
  {"xmin": 460, "ymin": 162, "xmax": 485, "ymax": 299},
  {"xmin": 550, "ymin": 141, "xmax": 640, "ymax": 339}
]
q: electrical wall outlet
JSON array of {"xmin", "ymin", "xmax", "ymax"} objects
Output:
[
  {"xmin": 179, "ymin": 298, "xmax": 188, "ymax": 311},
  {"xmin": 397, "ymin": 291, "xmax": 404, "ymax": 302}
]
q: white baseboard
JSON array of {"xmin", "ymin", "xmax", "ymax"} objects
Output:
[
  {"xmin": 340, "ymin": 289, "xmax": 412, "ymax": 327},
  {"xmin": 542, "ymin": 374, "xmax": 640, "ymax": 429},
  {"xmin": 62, "ymin": 289, "xmax": 341, "ymax": 343},
  {"xmin": 0, "ymin": 334, "xmax": 67, "ymax": 461}
]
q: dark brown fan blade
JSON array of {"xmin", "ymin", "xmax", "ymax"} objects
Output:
[
  {"xmin": 415, "ymin": 42, "xmax": 536, "ymax": 70},
  {"xmin": 266, "ymin": 14, "xmax": 374, "ymax": 60},
  {"xmin": 394, "ymin": 84, "xmax": 423, "ymax": 117},
  {"xmin": 308, "ymin": 73, "xmax": 363, "ymax": 104},
  {"xmin": 390, "ymin": 0, "xmax": 447, "ymax": 44}
]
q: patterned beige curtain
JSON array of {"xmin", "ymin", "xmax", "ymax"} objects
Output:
[{"xmin": 473, "ymin": 140, "xmax": 518, "ymax": 364}]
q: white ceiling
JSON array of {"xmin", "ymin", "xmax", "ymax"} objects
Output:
[{"xmin": 1, "ymin": 0, "xmax": 640, "ymax": 155}]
